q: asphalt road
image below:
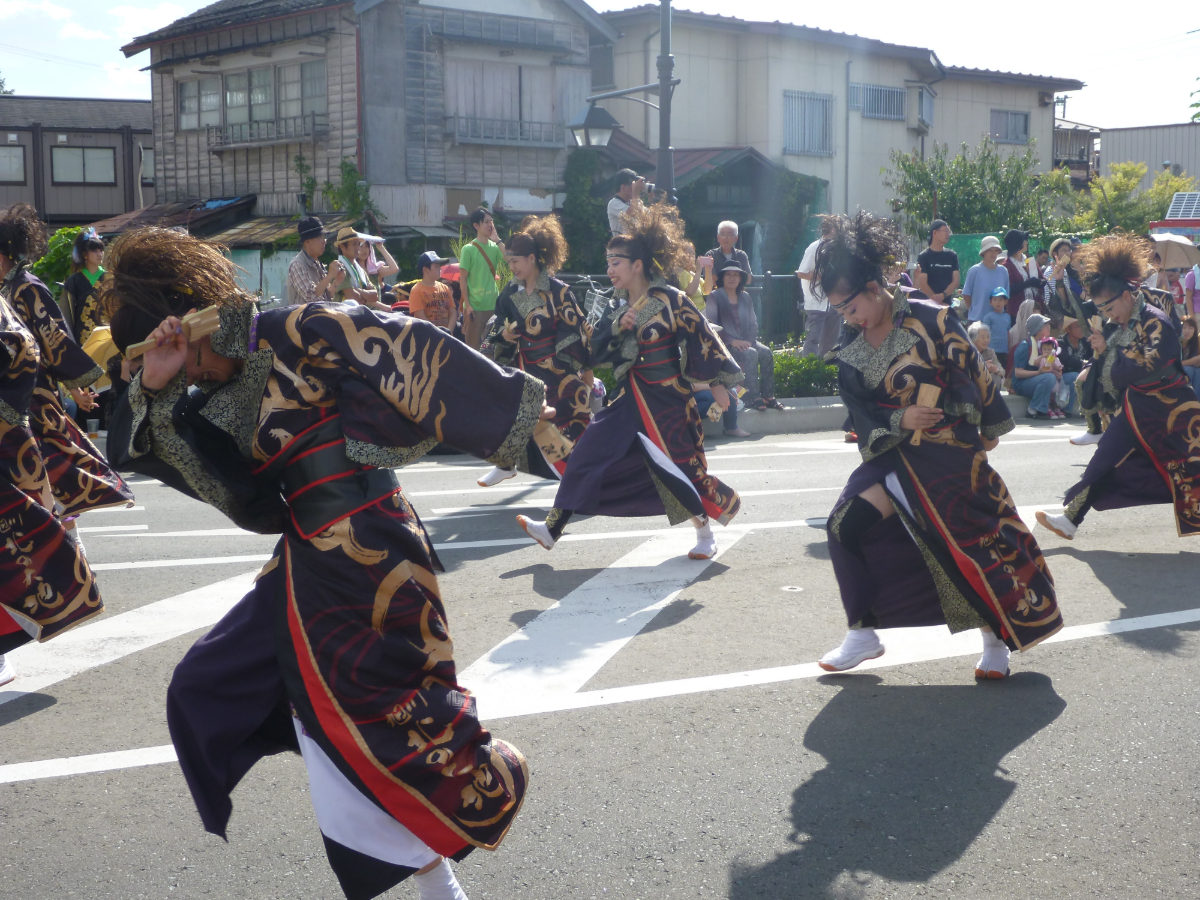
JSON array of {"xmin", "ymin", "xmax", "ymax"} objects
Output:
[{"xmin": 2, "ymin": 419, "xmax": 1199, "ymax": 900}]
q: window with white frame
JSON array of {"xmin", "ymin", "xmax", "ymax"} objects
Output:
[
  {"xmin": 141, "ymin": 147, "xmax": 155, "ymax": 185},
  {"xmin": 51, "ymin": 147, "xmax": 116, "ymax": 185},
  {"xmin": 176, "ymin": 60, "xmax": 325, "ymax": 131},
  {"xmin": 0, "ymin": 146, "xmax": 24, "ymax": 183},
  {"xmin": 990, "ymin": 109, "xmax": 1029, "ymax": 144},
  {"xmin": 783, "ymin": 90, "xmax": 834, "ymax": 157}
]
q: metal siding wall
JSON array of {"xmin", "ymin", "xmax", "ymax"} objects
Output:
[{"xmin": 1101, "ymin": 124, "xmax": 1200, "ymax": 191}]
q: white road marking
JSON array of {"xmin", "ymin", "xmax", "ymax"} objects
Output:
[
  {"xmin": 0, "ymin": 571, "xmax": 258, "ymax": 708},
  {"xmin": 90, "ymin": 555, "xmax": 273, "ymax": 571},
  {"xmin": 80, "ymin": 506, "xmax": 145, "ymax": 514},
  {"xmin": 6, "ymin": 603, "xmax": 1200, "ymax": 784},
  {"xmin": 77, "ymin": 524, "xmax": 149, "ymax": 534},
  {"xmin": 89, "ymin": 514, "xmax": 496, "ymax": 540},
  {"xmin": 429, "ymin": 486, "xmax": 843, "ymax": 515},
  {"xmin": 406, "ymin": 481, "xmax": 560, "ymax": 497}
]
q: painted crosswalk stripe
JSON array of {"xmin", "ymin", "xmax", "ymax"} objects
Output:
[{"xmin": 5, "ymin": 603, "xmax": 1200, "ymax": 784}]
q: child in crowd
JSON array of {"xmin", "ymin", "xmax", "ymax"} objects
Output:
[
  {"xmin": 407, "ymin": 250, "xmax": 458, "ymax": 331},
  {"xmin": 1038, "ymin": 335, "xmax": 1067, "ymax": 418},
  {"xmin": 979, "ymin": 286, "xmax": 1013, "ymax": 369}
]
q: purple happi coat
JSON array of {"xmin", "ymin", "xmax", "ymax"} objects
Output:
[{"xmin": 109, "ymin": 301, "xmax": 543, "ymax": 899}]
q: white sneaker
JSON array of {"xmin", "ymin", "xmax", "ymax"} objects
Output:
[
  {"xmin": 516, "ymin": 515, "xmax": 555, "ymax": 550},
  {"xmin": 1035, "ymin": 510, "xmax": 1077, "ymax": 540},
  {"xmin": 0, "ymin": 654, "xmax": 14, "ymax": 687},
  {"xmin": 688, "ymin": 522, "xmax": 717, "ymax": 560},
  {"xmin": 1070, "ymin": 431, "xmax": 1102, "ymax": 446},
  {"xmin": 975, "ymin": 629, "xmax": 1011, "ymax": 680},
  {"xmin": 478, "ymin": 466, "xmax": 516, "ymax": 487},
  {"xmin": 818, "ymin": 628, "xmax": 885, "ymax": 672}
]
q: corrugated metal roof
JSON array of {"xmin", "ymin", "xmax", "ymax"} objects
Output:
[
  {"xmin": 205, "ymin": 214, "xmax": 355, "ymax": 247},
  {"xmin": 944, "ymin": 66, "xmax": 1084, "ymax": 92},
  {"xmin": 124, "ymin": 0, "xmax": 346, "ymax": 53},
  {"xmin": 89, "ymin": 197, "xmax": 257, "ymax": 237},
  {"xmin": 0, "ymin": 96, "xmax": 152, "ymax": 131},
  {"xmin": 604, "ymin": 131, "xmax": 781, "ymax": 187}
]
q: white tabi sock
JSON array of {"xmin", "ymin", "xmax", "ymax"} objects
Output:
[
  {"xmin": 413, "ymin": 858, "xmax": 469, "ymax": 900},
  {"xmin": 976, "ymin": 628, "xmax": 1011, "ymax": 678}
]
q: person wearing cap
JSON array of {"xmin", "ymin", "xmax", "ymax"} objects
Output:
[
  {"xmin": 979, "ymin": 286, "xmax": 1013, "ymax": 369},
  {"xmin": 287, "ymin": 216, "xmax": 346, "ymax": 306},
  {"xmin": 961, "ymin": 235, "xmax": 1009, "ymax": 324},
  {"xmin": 1010, "ymin": 313, "xmax": 1061, "ymax": 418},
  {"xmin": 608, "ymin": 168, "xmax": 644, "ymax": 234},
  {"xmin": 409, "ymin": 250, "xmax": 457, "ymax": 330}
]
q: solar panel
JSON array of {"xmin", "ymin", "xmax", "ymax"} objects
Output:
[{"xmin": 1166, "ymin": 192, "xmax": 1200, "ymax": 219}]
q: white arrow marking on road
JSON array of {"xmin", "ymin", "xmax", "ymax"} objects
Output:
[
  {"xmin": 0, "ymin": 570, "xmax": 258, "ymax": 708},
  {"xmin": 6, "ymin": 603, "xmax": 1200, "ymax": 784},
  {"xmin": 460, "ymin": 528, "xmax": 748, "ymax": 720}
]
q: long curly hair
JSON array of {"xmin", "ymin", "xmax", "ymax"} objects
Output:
[
  {"xmin": 1079, "ymin": 233, "xmax": 1152, "ymax": 300},
  {"xmin": 99, "ymin": 227, "xmax": 251, "ymax": 354},
  {"xmin": 508, "ymin": 214, "xmax": 569, "ymax": 274},
  {"xmin": 811, "ymin": 211, "xmax": 906, "ymax": 297},
  {"xmin": 0, "ymin": 202, "xmax": 48, "ymax": 264},
  {"xmin": 607, "ymin": 199, "xmax": 691, "ymax": 282}
]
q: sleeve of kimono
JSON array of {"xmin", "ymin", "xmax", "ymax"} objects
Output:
[
  {"xmin": 672, "ymin": 289, "xmax": 743, "ymax": 388},
  {"xmin": 589, "ymin": 301, "xmax": 634, "ymax": 372},
  {"xmin": 839, "ymin": 364, "xmax": 908, "ymax": 462},
  {"xmin": 1108, "ymin": 305, "xmax": 1181, "ymax": 394},
  {"xmin": 553, "ymin": 284, "xmax": 591, "ymax": 371},
  {"xmin": 8, "ymin": 280, "xmax": 102, "ymax": 390},
  {"xmin": 488, "ymin": 286, "xmax": 519, "ymax": 367},
  {"xmin": 0, "ymin": 310, "xmax": 37, "ymax": 426},
  {"xmin": 293, "ymin": 304, "xmax": 545, "ymax": 470},
  {"xmin": 936, "ymin": 304, "xmax": 1014, "ymax": 441}
]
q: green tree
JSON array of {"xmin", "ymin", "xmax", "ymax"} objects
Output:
[
  {"xmin": 0, "ymin": 73, "xmax": 13, "ymax": 95},
  {"xmin": 30, "ymin": 226, "xmax": 83, "ymax": 298},
  {"xmin": 883, "ymin": 137, "xmax": 1069, "ymax": 241},
  {"xmin": 321, "ymin": 157, "xmax": 383, "ymax": 226},
  {"xmin": 560, "ymin": 149, "xmax": 607, "ymax": 273},
  {"xmin": 1192, "ymin": 76, "xmax": 1199, "ymax": 122},
  {"xmin": 1071, "ymin": 163, "xmax": 1197, "ymax": 234}
]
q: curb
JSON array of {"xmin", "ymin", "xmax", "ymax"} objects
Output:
[{"xmin": 704, "ymin": 393, "xmax": 1034, "ymax": 437}]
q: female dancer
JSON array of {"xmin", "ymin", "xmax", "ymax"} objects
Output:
[
  {"xmin": 1036, "ymin": 235, "xmax": 1200, "ymax": 541},
  {"xmin": 0, "ymin": 293, "xmax": 105, "ymax": 685},
  {"xmin": 103, "ymin": 228, "xmax": 546, "ymax": 900},
  {"xmin": 478, "ymin": 215, "xmax": 592, "ymax": 487},
  {"xmin": 515, "ymin": 201, "xmax": 743, "ymax": 560},
  {"xmin": 0, "ymin": 203, "xmax": 133, "ymax": 536},
  {"xmin": 814, "ymin": 213, "xmax": 1061, "ymax": 679}
]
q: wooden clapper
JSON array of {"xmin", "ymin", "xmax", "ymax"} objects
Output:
[{"xmin": 124, "ymin": 307, "xmax": 222, "ymax": 360}]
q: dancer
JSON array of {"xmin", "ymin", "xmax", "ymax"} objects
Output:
[
  {"xmin": 478, "ymin": 215, "xmax": 592, "ymax": 487},
  {"xmin": 103, "ymin": 228, "xmax": 544, "ymax": 900},
  {"xmin": 0, "ymin": 293, "xmax": 105, "ymax": 685},
  {"xmin": 0, "ymin": 203, "xmax": 133, "ymax": 532},
  {"xmin": 515, "ymin": 201, "xmax": 743, "ymax": 560},
  {"xmin": 813, "ymin": 213, "xmax": 1061, "ymax": 679},
  {"xmin": 59, "ymin": 227, "xmax": 108, "ymax": 345},
  {"xmin": 1036, "ymin": 235, "xmax": 1200, "ymax": 541}
]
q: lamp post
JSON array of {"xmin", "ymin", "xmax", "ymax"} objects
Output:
[{"xmin": 569, "ymin": 0, "xmax": 679, "ymax": 203}]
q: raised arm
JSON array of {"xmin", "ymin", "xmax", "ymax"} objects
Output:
[{"xmin": 8, "ymin": 279, "xmax": 101, "ymax": 390}]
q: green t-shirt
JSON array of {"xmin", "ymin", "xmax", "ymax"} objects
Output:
[{"xmin": 459, "ymin": 239, "xmax": 504, "ymax": 312}]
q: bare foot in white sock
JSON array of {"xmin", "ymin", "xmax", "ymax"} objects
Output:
[{"xmin": 414, "ymin": 857, "xmax": 468, "ymax": 900}]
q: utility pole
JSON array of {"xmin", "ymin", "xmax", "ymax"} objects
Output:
[{"xmin": 656, "ymin": 0, "xmax": 675, "ymax": 203}]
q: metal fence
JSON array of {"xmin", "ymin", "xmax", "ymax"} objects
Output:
[
  {"xmin": 446, "ymin": 116, "xmax": 566, "ymax": 148},
  {"xmin": 207, "ymin": 113, "xmax": 328, "ymax": 149}
]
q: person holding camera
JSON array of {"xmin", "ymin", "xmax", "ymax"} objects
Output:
[
  {"xmin": 287, "ymin": 216, "xmax": 346, "ymax": 305},
  {"xmin": 608, "ymin": 169, "xmax": 646, "ymax": 234}
]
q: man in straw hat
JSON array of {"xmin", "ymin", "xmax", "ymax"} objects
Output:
[{"xmin": 334, "ymin": 225, "xmax": 393, "ymax": 310}]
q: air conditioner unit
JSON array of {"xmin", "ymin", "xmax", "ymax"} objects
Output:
[
  {"xmin": 1039, "ymin": 92, "xmax": 1054, "ymax": 107},
  {"xmin": 907, "ymin": 85, "xmax": 933, "ymax": 134}
]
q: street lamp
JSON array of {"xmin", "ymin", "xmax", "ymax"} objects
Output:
[
  {"xmin": 569, "ymin": 0, "xmax": 678, "ymax": 202},
  {"xmin": 568, "ymin": 103, "xmax": 621, "ymax": 148}
]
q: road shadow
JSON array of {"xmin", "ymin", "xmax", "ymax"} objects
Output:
[
  {"xmin": 498, "ymin": 563, "xmax": 606, "ymax": 599},
  {"xmin": 729, "ymin": 673, "xmax": 1065, "ymax": 900},
  {"xmin": 0, "ymin": 691, "xmax": 57, "ymax": 727},
  {"xmin": 640, "ymin": 597, "xmax": 705, "ymax": 635},
  {"xmin": 1043, "ymin": 546, "xmax": 1200, "ymax": 653}
]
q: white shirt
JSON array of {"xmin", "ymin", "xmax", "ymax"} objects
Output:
[
  {"xmin": 607, "ymin": 196, "xmax": 630, "ymax": 234},
  {"xmin": 797, "ymin": 239, "xmax": 828, "ymax": 312}
]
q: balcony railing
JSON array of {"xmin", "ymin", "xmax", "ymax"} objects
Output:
[
  {"xmin": 207, "ymin": 113, "xmax": 329, "ymax": 150},
  {"xmin": 446, "ymin": 116, "xmax": 566, "ymax": 148}
]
